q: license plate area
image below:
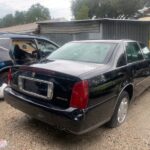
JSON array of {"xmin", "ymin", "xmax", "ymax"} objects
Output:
[{"xmin": 18, "ymin": 76, "xmax": 53, "ymax": 100}]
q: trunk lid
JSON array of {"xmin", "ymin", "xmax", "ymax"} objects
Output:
[
  {"xmin": 31, "ymin": 59, "xmax": 101, "ymax": 76},
  {"xmin": 11, "ymin": 66, "xmax": 80, "ymax": 108}
]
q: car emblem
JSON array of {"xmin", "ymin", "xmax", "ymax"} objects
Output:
[{"xmin": 32, "ymin": 72, "xmax": 36, "ymax": 78}]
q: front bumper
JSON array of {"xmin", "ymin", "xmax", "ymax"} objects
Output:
[{"xmin": 4, "ymin": 87, "xmax": 88, "ymax": 135}]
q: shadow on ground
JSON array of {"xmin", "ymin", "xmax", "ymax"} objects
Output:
[
  {"xmin": 4, "ymin": 88, "xmax": 150, "ymax": 149},
  {"xmin": 20, "ymin": 116, "xmax": 107, "ymax": 146}
]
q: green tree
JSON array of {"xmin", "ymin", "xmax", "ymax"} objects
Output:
[
  {"xmin": 76, "ymin": 4, "xmax": 89, "ymax": 20},
  {"xmin": 72, "ymin": 0, "xmax": 148, "ymax": 19},
  {"xmin": 14, "ymin": 11, "xmax": 26, "ymax": 25},
  {"xmin": 26, "ymin": 3, "xmax": 50, "ymax": 22},
  {"xmin": 73, "ymin": 0, "xmax": 89, "ymax": 20},
  {"xmin": 0, "ymin": 3, "xmax": 51, "ymax": 28},
  {"xmin": 0, "ymin": 14, "xmax": 14, "ymax": 27}
]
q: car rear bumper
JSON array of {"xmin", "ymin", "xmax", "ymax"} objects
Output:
[
  {"xmin": 4, "ymin": 87, "xmax": 114, "ymax": 135},
  {"xmin": 4, "ymin": 87, "xmax": 90, "ymax": 135}
]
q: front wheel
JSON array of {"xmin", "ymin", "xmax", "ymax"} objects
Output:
[{"xmin": 106, "ymin": 91, "xmax": 129, "ymax": 128}]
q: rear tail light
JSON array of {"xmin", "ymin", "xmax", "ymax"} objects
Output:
[
  {"xmin": 8, "ymin": 68, "xmax": 12, "ymax": 85},
  {"xmin": 70, "ymin": 80, "xmax": 89, "ymax": 109}
]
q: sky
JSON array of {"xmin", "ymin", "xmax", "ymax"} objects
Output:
[{"xmin": 0, "ymin": 0, "xmax": 72, "ymax": 20}]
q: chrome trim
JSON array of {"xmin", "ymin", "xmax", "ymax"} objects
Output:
[{"xmin": 18, "ymin": 76, "xmax": 53, "ymax": 100}]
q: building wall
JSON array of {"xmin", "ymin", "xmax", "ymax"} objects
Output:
[
  {"xmin": 38, "ymin": 20, "xmax": 103, "ymax": 46},
  {"xmin": 102, "ymin": 20, "xmax": 150, "ymax": 46},
  {"xmin": 38, "ymin": 19, "xmax": 150, "ymax": 47},
  {"xmin": 41, "ymin": 32, "xmax": 103, "ymax": 46}
]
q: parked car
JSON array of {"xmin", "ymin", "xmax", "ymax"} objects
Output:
[
  {"xmin": 4, "ymin": 40, "xmax": 150, "ymax": 135},
  {"xmin": 0, "ymin": 33, "xmax": 59, "ymax": 98}
]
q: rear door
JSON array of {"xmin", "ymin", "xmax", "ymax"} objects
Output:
[
  {"xmin": 139, "ymin": 43, "xmax": 150, "ymax": 89},
  {"xmin": 125, "ymin": 42, "xmax": 149, "ymax": 97}
]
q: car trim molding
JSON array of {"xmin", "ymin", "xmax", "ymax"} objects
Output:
[{"xmin": 18, "ymin": 76, "xmax": 54, "ymax": 100}]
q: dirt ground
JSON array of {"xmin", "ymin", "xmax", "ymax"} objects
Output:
[{"xmin": 0, "ymin": 89, "xmax": 150, "ymax": 150}]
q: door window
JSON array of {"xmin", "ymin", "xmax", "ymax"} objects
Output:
[
  {"xmin": 12, "ymin": 39, "xmax": 37, "ymax": 64},
  {"xmin": 125, "ymin": 42, "xmax": 144, "ymax": 63},
  {"xmin": 37, "ymin": 40, "xmax": 58, "ymax": 53},
  {"xmin": 12, "ymin": 39, "xmax": 37, "ymax": 54}
]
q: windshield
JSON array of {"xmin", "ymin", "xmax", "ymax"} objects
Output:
[{"xmin": 48, "ymin": 42, "xmax": 116, "ymax": 64}]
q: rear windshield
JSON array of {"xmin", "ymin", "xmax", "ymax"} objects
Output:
[{"xmin": 48, "ymin": 42, "xmax": 116, "ymax": 64}]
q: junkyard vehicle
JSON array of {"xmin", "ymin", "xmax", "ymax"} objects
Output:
[
  {"xmin": 4, "ymin": 40, "xmax": 150, "ymax": 135},
  {"xmin": 0, "ymin": 33, "xmax": 59, "ymax": 98}
]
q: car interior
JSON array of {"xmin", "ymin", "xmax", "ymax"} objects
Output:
[{"xmin": 12, "ymin": 40, "xmax": 38, "ymax": 64}]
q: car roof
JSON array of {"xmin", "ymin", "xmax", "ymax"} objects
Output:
[
  {"xmin": 0, "ymin": 33, "xmax": 60, "ymax": 47},
  {"xmin": 71, "ymin": 39, "xmax": 137, "ymax": 44},
  {"xmin": 0, "ymin": 33, "xmax": 49, "ymax": 41}
]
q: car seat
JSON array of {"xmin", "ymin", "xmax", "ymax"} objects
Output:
[{"xmin": 13, "ymin": 44, "xmax": 27, "ymax": 64}]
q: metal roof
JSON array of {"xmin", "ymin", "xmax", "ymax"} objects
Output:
[
  {"xmin": 37, "ymin": 18, "xmax": 150, "ymax": 25},
  {"xmin": 0, "ymin": 23, "xmax": 37, "ymax": 33},
  {"xmin": 38, "ymin": 18, "xmax": 150, "ymax": 34}
]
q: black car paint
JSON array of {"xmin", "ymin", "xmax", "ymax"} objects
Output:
[{"xmin": 4, "ymin": 40, "xmax": 150, "ymax": 134}]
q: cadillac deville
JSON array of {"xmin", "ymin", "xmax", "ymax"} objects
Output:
[{"xmin": 4, "ymin": 40, "xmax": 150, "ymax": 135}]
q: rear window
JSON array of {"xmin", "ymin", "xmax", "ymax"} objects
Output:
[
  {"xmin": 48, "ymin": 42, "xmax": 116, "ymax": 64},
  {"xmin": 0, "ymin": 38, "xmax": 11, "ymax": 50},
  {"xmin": 0, "ymin": 38, "xmax": 11, "ymax": 61}
]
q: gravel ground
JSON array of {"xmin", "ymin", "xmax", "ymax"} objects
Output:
[{"xmin": 0, "ymin": 89, "xmax": 150, "ymax": 150}]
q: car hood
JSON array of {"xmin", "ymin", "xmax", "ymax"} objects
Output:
[{"xmin": 31, "ymin": 59, "xmax": 109, "ymax": 77}]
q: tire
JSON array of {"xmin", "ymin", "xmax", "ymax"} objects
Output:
[{"xmin": 106, "ymin": 91, "xmax": 129, "ymax": 128}]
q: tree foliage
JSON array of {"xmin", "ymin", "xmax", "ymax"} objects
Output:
[
  {"xmin": 1, "ymin": 14, "xmax": 14, "ymax": 27},
  {"xmin": 0, "ymin": 3, "xmax": 51, "ymax": 28},
  {"xmin": 72, "ymin": 0, "xmax": 148, "ymax": 20},
  {"xmin": 14, "ymin": 11, "xmax": 26, "ymax": 25},
  {"xmin": 26, "ymin": 4, "xmax": 50, "ymax": 23},
  {"xmin": 73, "ymin": 0, "xmax": 90, "ymax": 20}
]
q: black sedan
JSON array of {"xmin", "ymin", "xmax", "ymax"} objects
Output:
[{"xmin": 4, "ymin": 40, "xmax": 150, "ymax": 135}]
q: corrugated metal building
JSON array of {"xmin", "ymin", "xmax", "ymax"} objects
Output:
[{"xmin": 37, "ymin": 19, "xmax": 150, "ymax": 47}]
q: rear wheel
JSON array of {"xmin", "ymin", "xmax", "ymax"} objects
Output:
[{"xmin": 107, "ymin": 91, "xmax": 129, "ymax": 128}]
